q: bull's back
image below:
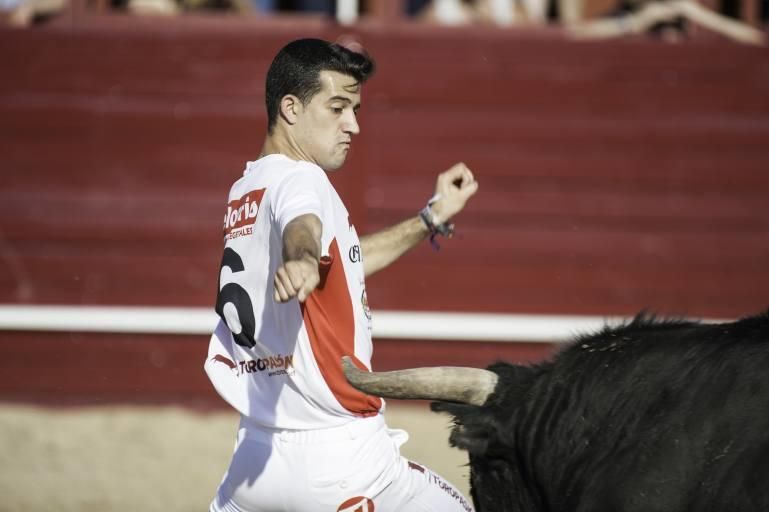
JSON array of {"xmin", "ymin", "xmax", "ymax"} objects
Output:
[{"xmin": 541, "ymin": 312, "xmax": 769, "ymax": 512}]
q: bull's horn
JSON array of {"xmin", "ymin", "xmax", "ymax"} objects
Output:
[{"xmin": 341, "ymin": 356, "xmax": 498, "ymax": 406}]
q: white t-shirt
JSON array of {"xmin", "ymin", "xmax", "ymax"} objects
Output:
[{"xmin": 204, "ymin": 154, "xmax": 382, "ymax": 430}]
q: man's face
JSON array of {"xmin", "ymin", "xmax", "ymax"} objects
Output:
[{"xmin": 294, "ymin": 70, "xmax": 361, "ymax": 171}]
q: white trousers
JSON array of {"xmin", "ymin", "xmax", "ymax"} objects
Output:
[{"xmin": 209, "ymin": 414, "xmax": 474, "ymax": 512}]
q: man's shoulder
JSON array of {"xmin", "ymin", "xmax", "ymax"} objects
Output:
[
  {"xmin": 286, "ymin": 160, "xmax": 328, "ymax": 180},
  {"xmin": 238, "ymin": 156, "xmax": 327, "ymax": 192},
  {"xmin": 277, "ymin": 162, "xmax": 332, "ymax": 193},
  {"xmin": 256, "ymin": 156, "xmax": 328, "ymax": 183}
]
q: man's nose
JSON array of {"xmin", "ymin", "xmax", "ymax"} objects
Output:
[{"xmin": 343, "ymin": 110, "xmax": 360, "ymax": 135}]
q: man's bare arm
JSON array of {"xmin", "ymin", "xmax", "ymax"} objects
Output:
[
  {"xmin": 360, "ymin": 163, "xmax": 479, "ymax": 277},
  {"xmin": 359, "ymin": 217, "xmax": 428, "ymax": 277},
  {"xmin": 274, "ymin": 214, "xmax": 322, "ymax": 303}
]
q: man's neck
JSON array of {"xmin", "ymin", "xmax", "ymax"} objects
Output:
[{"xmin": 259, "ymin": 132, "xmax": 313, "ymax": 165}]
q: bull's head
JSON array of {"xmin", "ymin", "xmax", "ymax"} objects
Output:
[{"xmin": 342, "ymin": 356, "xmax": 533, "ymax": 512}]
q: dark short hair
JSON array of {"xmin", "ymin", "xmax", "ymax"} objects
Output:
[{"xmin": 265, "ymin": 38, "xmax": 376, "ymax": 133}]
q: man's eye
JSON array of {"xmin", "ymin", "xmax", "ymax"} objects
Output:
[{"xmin": 332, "ymin": 107, "xmax": 344, "ymax": 114}]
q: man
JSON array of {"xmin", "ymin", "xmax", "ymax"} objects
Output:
[{"xmin": 205, "ymin": 38, "xmax": 478, "ymax": 512}]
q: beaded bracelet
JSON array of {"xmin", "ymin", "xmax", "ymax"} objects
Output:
[{"xmin": 418, "ymin": 196, "xmax": 454, "ymax": 250}]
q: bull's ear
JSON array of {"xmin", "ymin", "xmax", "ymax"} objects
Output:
[
  {"xmin": 431, "ymin": 401, "xmax": 495, "ymax": 454},
  {"xmin": 431, "ymin": 363, "xmax": 535, "ymax": 455}
]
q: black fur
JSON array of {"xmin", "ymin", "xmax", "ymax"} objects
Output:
[{"xmin": 432, "ymin": 311, "xmax": 769, "ymax": 512}]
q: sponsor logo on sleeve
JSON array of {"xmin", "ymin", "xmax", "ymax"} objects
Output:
[{"xmin": 223, "ymin": 189, "xmax": 266, "ymax": 240}]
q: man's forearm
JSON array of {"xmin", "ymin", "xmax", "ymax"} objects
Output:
[
  {"xmin": 282, "ymin": 214, "xmax": 322, "ymax": 263},
  {"xmin": 359, "ymin": 216, "xmax": 429, "ymax": 277},
  {"xmin": 360, "ymin": 162, "xmax": 478, "ymax": 277},
  {"xmin": 275, "ymin": 214, "xmax": 322, "ymax": 303}
]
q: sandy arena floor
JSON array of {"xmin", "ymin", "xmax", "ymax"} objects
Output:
[{"xmin": 0, "ymin": 403, "xmax": 471, "ymax": 512}]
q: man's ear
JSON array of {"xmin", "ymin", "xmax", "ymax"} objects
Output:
[{"xmin": 279, "ymin": 95, "xmax": 301, "ymax": 125}]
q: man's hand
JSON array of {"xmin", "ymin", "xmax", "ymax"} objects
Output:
[
  {"xmin": 273, "ymin": 254, "xmax": 320, "ymax": 303},
  {"xmin": 428, "ymin": 163, "xmax": 479, "ymax": 225},
  {"xmin": 274, "ymin": 214, "xmax": 322, "ymax": 303}
]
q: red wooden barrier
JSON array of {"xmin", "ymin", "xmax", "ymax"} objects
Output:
[{"xmin": 1, "ymin": 19, "xmax": 767, "ymax": 403}]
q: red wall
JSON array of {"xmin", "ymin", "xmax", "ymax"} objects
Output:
[
  {"xmin": 1, "ymin": 19, "xmax": 768, "ymax": 404},
  {"xmin": 0, "ymin": 331, "xmax": 556, "ymax": 405}
]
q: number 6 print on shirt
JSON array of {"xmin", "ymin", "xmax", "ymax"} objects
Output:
[{"xmin": 215, "ymin": 247, "xmax": 257, "ymax": 348}]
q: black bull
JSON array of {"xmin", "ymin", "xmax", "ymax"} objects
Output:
[{"xmin": 343, "ymin": 311, "xmax": 769, "ymax": 512}]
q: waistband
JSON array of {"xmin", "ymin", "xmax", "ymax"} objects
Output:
[{"xmin": 239, "ymin": 414, "xmax": 386, "ymax": 444}]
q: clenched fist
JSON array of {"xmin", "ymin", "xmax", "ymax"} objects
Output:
[
  {"xmin": 428, "ymin": 162, "xmax": 479, "ymax": 225},
  {"xmin": 273, "ymin": 254, "xmax": 320, "ymax": 303}
]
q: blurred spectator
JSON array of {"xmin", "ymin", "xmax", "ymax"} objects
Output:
[
  {"xmin": 246, "ymin": 0, "xmax": 334, "ymax": 15},
  {"xmin": 567, "ymin": 0, "xmax": 765, "ymax": 45},
  {"xmin": 411, "ymin": 0, "xmax": 553, "ymax": 26},
  {"xmin": 407, "ymin": 0, "xmax": 767, "ymax": 35},
  {"xmin": 291, "ymin": 0, "xmax": 333, "ymax": 14},
  {"xmin": 0, "ymin": 0, "xmax": 66, "ymax": 25},
  {"xmin": 120, "ymin": 0, "xmax": 335, "ymax": 17},
  {"xmin": 90, "ymin": 0, "xmax": 769, "ymax": 30},
  {"xmin": 252, "ymin": 0, "xmax": 273, "ymax": 10},
  {"xmin": 127, "ymin": 0, "xmax": 178, "ymax": 15}
]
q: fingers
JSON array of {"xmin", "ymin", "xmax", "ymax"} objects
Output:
[
  {"xmin": 439, "ymin": 162, "xmax": 475, "ymax": 188},
  {"xmin": 273, "ymin": 259, "xmax": 320, "ymax": 303},
  {"xmin": 430, "ymin": 162, "xmax": 479, "ymax": 222},
  {"xmin": 458, "ymin": 175, "xmax": 479, "ymax": 199},
  {"xmin": 274, "ymin": 265, "xmax": 300, "ymax": 303},
  {"xmin": 437, "ymin": 163, "xmax": 478, "ymax": 199}
]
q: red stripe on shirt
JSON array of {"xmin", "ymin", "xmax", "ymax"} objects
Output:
[{"xmin": 301, "ymin": 238, "xmax": 382, "ymax": 416}]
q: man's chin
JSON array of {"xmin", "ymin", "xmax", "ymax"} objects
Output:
[{"xmin": 322, "ymin": 158, "xmax": 347, "ymax": 172}]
